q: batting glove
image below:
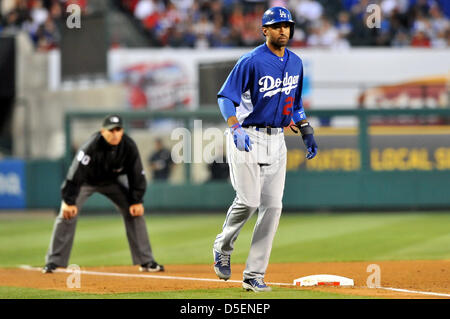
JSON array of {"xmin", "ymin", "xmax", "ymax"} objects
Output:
[
  {"xmin": 297, "ymin": 122, "xmax": 318, "ymax": 160},
  {"xmin": 230, "ymin": 123, "xmax": 252, "ymax": 152},
  {"xmin": 303, "ymin": 134, "xmax": 318, "ymax": 159}
]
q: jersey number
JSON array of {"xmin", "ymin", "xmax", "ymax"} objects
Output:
[
  {"xmin": 77, "ymin": 151, "xmax": 91, "ymax": 166},
  {"xmin": 282, "ymin": 97, "xmax": 294, "ymax": 116}
]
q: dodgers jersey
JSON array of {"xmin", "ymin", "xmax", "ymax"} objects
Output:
[{"xmin": 218, "ymin": 43, "xmax": 307, "ymax": 128}]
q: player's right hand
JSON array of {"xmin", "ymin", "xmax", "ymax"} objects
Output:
[
  {"xmin": 61, "ymin": 202, "xmax": 78, "ymax": 219},
  {"xmin": 230, "ymin": 123, "xmax": 253, "ymax": 152}
]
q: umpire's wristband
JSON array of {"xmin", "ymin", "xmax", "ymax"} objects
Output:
[{"xmin": 297, "ymin": 122, "xmax": 314, "ymax": 136}]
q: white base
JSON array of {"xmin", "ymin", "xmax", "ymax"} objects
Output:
[{"xmin": 293, "ymin": 274, "xmax": 354, "ymax": 287}]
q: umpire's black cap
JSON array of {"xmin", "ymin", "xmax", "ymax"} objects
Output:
[{"xmin": 102, "ymin": 114, "xmax": 123, "ymax": 130}]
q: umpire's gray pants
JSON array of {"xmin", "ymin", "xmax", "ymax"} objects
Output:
[{"xmin": 45, "ymin": 183, "xmax": 155, "ymax": 267}]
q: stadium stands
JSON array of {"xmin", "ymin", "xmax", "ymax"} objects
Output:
[{"xmin": 0, "ymin": 0, "xmax": 449, "ymax": 49}]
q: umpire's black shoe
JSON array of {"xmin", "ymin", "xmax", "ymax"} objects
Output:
[
  {"xmin": 139, "ymin": 262, "xmax": 165, "ymax": 272},
  {"xmin": 42, "ymin": 263, "xmax": 58, "ymax": 274}
]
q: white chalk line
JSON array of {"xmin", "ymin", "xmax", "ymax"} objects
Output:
[
  {"xmin": 377, "ymin": 287, "xmax": 450, "ymax": 298},
  {"xmin": 18, "ymin": 265, "xmax": 450, "ymax": 297},
  {"xmin": 18, "ymin": 265, "xmax": 291, "ymax": 286}
]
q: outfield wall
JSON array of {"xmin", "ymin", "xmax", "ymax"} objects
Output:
[{"xmin": 2, "ymin": 154, "xmax": 450, "ymax": 212}]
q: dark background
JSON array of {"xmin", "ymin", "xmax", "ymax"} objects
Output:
[{"xmin": 0, "ymin": 36, "xmax": 16, "ymax": 154}]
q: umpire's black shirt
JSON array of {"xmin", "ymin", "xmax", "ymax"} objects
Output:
[{"xmin": 61, "ymin": 132, "xmax": 146, "ymax": 206}]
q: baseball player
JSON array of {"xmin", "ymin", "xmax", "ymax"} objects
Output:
[
  {"xmin": 213, "ymin": 7, "xmax": 318, "ymax": 292},
  {"xmin": 42, "ymin": 115, "xmax": 164, "ymax": 273}
]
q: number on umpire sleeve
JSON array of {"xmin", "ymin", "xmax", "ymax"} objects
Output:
[{"xmin": 77, "ymin": 151, "xmax": 91, "ymax": 166}]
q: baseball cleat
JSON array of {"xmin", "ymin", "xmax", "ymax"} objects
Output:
[
  {"xmin": 213, "ymin": 249, "xmax": 231, "ymax": 281},
  {"xmin": 242, "ymin": 278, "xmax": 272, "ymax": 292},
  {"xmin": 139, "ymin": 261, "xmax": 165, "ymax": 272},
  {"xmin": 42, "ymin": 263, "xmax": 58, "ymax": 274}
]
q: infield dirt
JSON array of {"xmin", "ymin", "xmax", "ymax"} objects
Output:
[{"xmin": 1, "ymin": 260, "xmax": 448, "ymax": 298}]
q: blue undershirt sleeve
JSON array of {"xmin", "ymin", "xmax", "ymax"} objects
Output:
[{"xmin": 218, "ymin": 96, "xmax": 237, "ymax": 122}]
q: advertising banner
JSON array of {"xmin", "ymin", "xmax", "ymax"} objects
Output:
[
  {"xmin": 0, "ymin": 159, "xmax": 26, "ymax": 209},
  {"xmin": 105, "ymin": 48, "xmax": 450, "ymax": 109},
  {"xmin": 285, "ymin": 127, "xmax": 450, "ymax": 172}
]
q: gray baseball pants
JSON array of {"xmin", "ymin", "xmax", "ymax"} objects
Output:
[
  {"xmin": 214, "ymin": 127, "xmax": 287, "ymax": 280},
  {"xmin": 45, "ymin": 183, "xmax": 155, "ymax": 267}
]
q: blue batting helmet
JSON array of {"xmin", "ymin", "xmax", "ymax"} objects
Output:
[{"xmin": 262, "ymin": 7, "xmax": 295, "ymax": 39}]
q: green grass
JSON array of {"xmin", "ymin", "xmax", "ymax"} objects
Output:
[
  {"xmin": 0, "ymin": 212, "xmax": 449, "ymax": 298},
  {"xmin": 1, "ymin": 212, "xmax": 449, "ymax": 267},
  {"xmin": 0, "ymin": 286, "xmax": 369, "ymax": 299}
]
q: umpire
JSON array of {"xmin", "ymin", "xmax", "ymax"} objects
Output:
[{"xmin": 42, "ymin": 115, "xmax": 164, "ymax": 273}]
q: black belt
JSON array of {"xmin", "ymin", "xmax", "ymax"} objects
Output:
[{"xmin": 242, "ymin": 125, "xmax": 283, "ymax": 135}]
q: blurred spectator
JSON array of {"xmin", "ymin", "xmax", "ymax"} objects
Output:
[
  {"xmin": 171, "ymin": 0, "xmax": 194, "ymax": 15},
  {"xmin": 317, "ymin": 0, "xmax": 344, "ymax": 21},
  {"xmin": 209, "ymin": 14, "xmax": 232, "ymax": 47},
  {"xmin": 341, "ymin": 0, "xmax": 359, "ymax": 11},
  {"xmin": 193, "ymin": 13, "xmax": 214, "ymax": 41},
  {"xmin": 294, "ymin": 0, "xmax": 323, "ymax": 24},
  {"xmin": 431, "ymin": 29, "xmax": 447, "ymax": 48},
  {"xmin": 429, "ymin": 4, "xmax": 449, "ymax": 35},
  {"xmin": 34, "ymin": 16, "xmax": 60, "ymax": 51},
  {"xmin": 336, "ymin": 11, "xmax": 352, "ymax": 38},
  {"xmin": 228, "ymin": 3, "xmax": 244, "ymax": 29},
  {"xmin": 411, "ymin": 29, "xmax": 431, "ymax": 47},
  {"xmin": 30, "ymin": 0, "xmax": 48, "ymax": 28},
  {"xmin": 391, "ymin": 29, "xmax": 410, "ymax": 46},
  {"xmin": 121, "ymin": 0, "xmax": 140, "ymax": 13},
  {"xmin": 241, "ymin": 3, "xmax": 265, "ymax": 46},
  {"xmin": 307, "ymin": 17, "xmax": 350, "ymax": 48},
  {"xmin": 207, "ymin": 154, "xmax": 229, "ymax": 182},
  {"xmin": 134, "ymin": 0, "xmax": 157, "ymax": 20},
  {"xmin": 271, "ymin": 0, "xmax": 289, "ymax": 7},
  {"xmin": 413, "ymin": 0, "xmax": 432, "ymax": 17},
  {"xmin": 2, "ymin": 11, "xmax": 22, "ymax": 34},
  {"xmin": 375, "ymin": 11, "xmax": 393, "ymax": 46},
  {"xmin": 49, "ymin": 1, "xmax": 63, "ymax": 19},
  {"xmin": 1, "ymin": 0, "xmax": 16, "ymax": 16},
  {"xmin": 350, "ymin": 0, "xmax": 371, "ymax": 20},
  {"xmin": 166, "ymin": 25, "xmax": 188, "ymax": 47},
  {"xmin": 227, "ymin": 3, "xmax": 245, "ymax": 45},
  {"xmin": 148, "ymin": 138, "xmax": 173, "ymax": 181},
  {"xmin": 290, "ymin": 26, "xmax": 307, "ymax": 46},
  {"xmin": 380, "ymin": 0, "xmax": 409, "ymax": 18},
  {"xmin": 15, "ymin": 0, "xmax": 30, "ymax": 23}
]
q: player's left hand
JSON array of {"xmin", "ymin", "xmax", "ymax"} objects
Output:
[
  {"xmin": 129, "ymin": 203, "xmax": 144, "ymax": 216},
  {"xmin": 302, "ymin": 134, "xmax": 318, "ymax": 160}
]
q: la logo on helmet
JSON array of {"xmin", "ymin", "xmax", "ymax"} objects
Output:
[{"xmin": 279, "ymin": 9, "xmax": 287, "ymax": 18}]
